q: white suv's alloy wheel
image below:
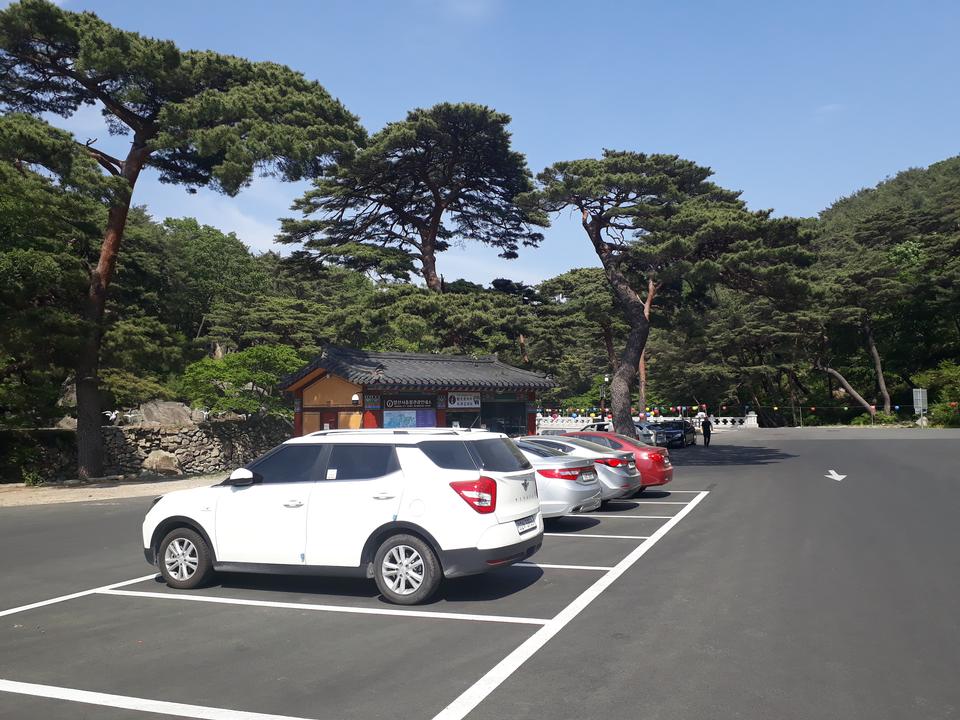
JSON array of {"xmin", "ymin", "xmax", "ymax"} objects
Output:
[
  {"xmin": 164, "ymin": 537, "xmax": 199, "ymax": 581},
  {"xmin": 381, "ymin": 544, "xmax": 424, "ymax": 595}
]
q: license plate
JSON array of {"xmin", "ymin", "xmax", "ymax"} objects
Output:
[
  {"xmin": 515, "ymin": 515, "xmax": 537, "ymax": 534},
  {"xmin": 580, "ymin": 470, "xmax": 597, "ymax": 482},
  {"xmin": 628, "ymin": 462, "xmax": 636, "ymax": 468}
]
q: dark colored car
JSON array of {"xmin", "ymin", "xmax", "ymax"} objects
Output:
[
  {"xmin": 563, "ymin": 431, "xmax": 673, "ymax": 490},
  {"xmin": 657, "ymin": 420, "xmax": 697, "ymax": 448}
]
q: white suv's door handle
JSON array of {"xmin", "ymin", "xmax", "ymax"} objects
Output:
[
  {"xmin": 372, "ymin": 492, "xmax": 396, "ymax": 500},
  {"xmin": 283, "ymin": 500, "xmax": 304, "ymax": 508}
]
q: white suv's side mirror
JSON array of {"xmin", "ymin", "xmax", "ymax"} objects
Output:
[{"xmin": 226, "ymin": 467, "xmax": 260, "ymax": 486}]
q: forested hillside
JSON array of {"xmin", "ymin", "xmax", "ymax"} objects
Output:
[{"xmin": 4, "ymin": 152, "xmax": 959, "ymax": 428}]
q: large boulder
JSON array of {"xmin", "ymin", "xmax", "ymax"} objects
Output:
[
  {"xmin": 138, "ymin": 401, "xmax": 195, "ymax": 427},
  {"xmin": 142, "ymin": 450, "xmax": 182, "ymax": 475},
  {"xmin": 55, "ymin": 416, "xmax": 77, "ymax": 430}
]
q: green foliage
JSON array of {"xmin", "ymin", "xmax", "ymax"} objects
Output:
[
  {"xmin": 99, "ymin": 370, "xmax": 175, "ymax": 409},
  {"xmin": 279, "ymin": 102, "xmax": 546, "ymax": 287},
  {"xmin": 849, "ymin": 412, "xmax": 901, "ymax": 426},
  {"xmin": 0, "ymin": 114, "xmax": 107, "ymax": 425},
  {"xmin": 928, "ymin": 403, "xmax": 960, "ymax": 428},
  {"xmin": 178, "ymin": 345, "xmax": 305, "ymax": 416},
  {"xmin": 915, "ymin": 361, "xmax": 960, "ymax": 403},
  {"xmin": 0, "ymin": 0, "xmax": 364, "ymax": 193}
]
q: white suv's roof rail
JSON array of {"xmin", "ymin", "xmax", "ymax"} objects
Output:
[{"xmin": 306, "ymin": 428, "xmax": 462, "ymax": 437}]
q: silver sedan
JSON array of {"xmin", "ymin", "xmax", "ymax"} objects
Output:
[
  {"xmin": 515, "ymin": 441, "xmax": 603, "ymax": 518},
  {"xmin": 520, "ymin": 436, "xmax": 642, "ymax": 500}
]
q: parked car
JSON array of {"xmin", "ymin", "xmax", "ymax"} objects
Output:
[
  {"xmin": 142, "ymin": 429, "xmax": 543, "ymax": 605},
  {"xmin": 580, "ymin": 420, "xmax": 667, "ymax": 447},
  {"xmin": 657, "ymin": 420, "xmax": 696, "ymax": 447},
  {"xmin": 563, "ymin": 431, "xmax": 673, "ymax": 489},
  {"xmin": 520, "ymin": 435, "xmax": 642, "ymax": 500},
  {"xmin": 635, "ymin": 422, "xmax": 669, "ymax": 447},
  {"xmin": 514, "ymin": 440, "xmax": 603, "ymax": 518}
]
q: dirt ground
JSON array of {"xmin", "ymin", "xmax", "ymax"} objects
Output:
[{"xmin": 0, "ymin": 472, "xmax": 228, "ymax": 508}]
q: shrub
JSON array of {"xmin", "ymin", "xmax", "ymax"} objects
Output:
[
  {"xmin": 850, "ymin": 412, "xmax": 901, "ymax": 426},
  {"xmin": 177, "ymin": 345, "xmax": 304, "ymax": 416},
  {"xmin": 928, "ymin": 402, "xmax": 960, "ymax": 428}
]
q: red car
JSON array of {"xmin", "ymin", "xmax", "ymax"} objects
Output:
[{"xmin": 564, "ymin": 431, "xmax": 673, "ymax": 490}]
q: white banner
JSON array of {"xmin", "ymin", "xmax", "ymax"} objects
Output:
[{"xmin": 448, "ymin": 392, "xmax": 481, "ymax": 409}]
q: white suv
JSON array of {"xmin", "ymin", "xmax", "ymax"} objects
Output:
[{"xmin": 142, "ymin": 429, "xmax": 543, "ymax": 604}]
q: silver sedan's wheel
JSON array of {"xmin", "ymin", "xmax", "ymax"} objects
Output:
[
  {"xmin": 158, "ymin": 527, "xmax": 213, "ymax": 589},
  {"xmin": 373, "ymin": 533, "xmax": 441, "ymax": 605},
  {"xmin": 164, "ymin": 537, "xmax": 199, "ymax": 582},
  {"xmin": 381, "ymin": 544, "xmax": 425, "ymax": 596}
]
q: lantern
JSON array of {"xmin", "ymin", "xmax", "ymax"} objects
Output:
[
  {"xmin": 810, "ymin": 406, "xmax": 816, "ymax": 412},
  {"xmin": 773, "ymin": 406, "xmax": 779, "ymax": 411}
]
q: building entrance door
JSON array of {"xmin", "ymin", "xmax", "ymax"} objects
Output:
[{"xmin": 303, "ymin": 411, "xmax": 338, "ymax": 433}]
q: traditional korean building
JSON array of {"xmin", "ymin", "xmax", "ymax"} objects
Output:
[{"xmin": 280, "ymin": 346, "xmax": 554, "ymax": 437}]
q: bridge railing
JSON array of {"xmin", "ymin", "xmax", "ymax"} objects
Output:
[{"xmin": 535, "ymin": 412, "xmax": 758, "ymax": 434}]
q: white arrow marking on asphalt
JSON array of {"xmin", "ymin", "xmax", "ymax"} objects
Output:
[{"xmin": 825, "ymin": 469, "xmax": 846, "ymax": 482}]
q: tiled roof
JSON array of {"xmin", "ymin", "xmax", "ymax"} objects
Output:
[{"xmin": 280, "ymin": 346, "xmax": 555, "ymax": 391}]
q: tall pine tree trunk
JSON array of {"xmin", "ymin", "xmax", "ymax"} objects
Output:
[
  {"xmin": 76, "ymin": 141, "xmax": 148, "ymax": 479},
  {"xmin": 421, "ymin": 247, "xmax": 442, "ymax": 292},
  {"xmin": 862, "ymin": 317, "xmax": 891, "ymax": 413},
  {"xmin": 584, "ymin": 213, "xmax": 649, "ymax": 439},
  {"xmin": 815, "ymin": 364, "xmax": 875, "ymax": 416},
  {"xmin": 637, "ymin": 279, "xmax": 657, "ymax": 413},
  {"xmin": 638, "ymin": 353, "xmax": 647, "ymax": 411},
  {"xmin": 610, "ymin": 312, "xmax": 649, "ymax": 436},
  {"xmin": 420, "ymin": 215, "xmax": 443, "ymax": 292}
]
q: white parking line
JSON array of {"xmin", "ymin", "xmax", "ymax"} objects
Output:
[
  {"xmin": 0, "ymin": 678, "xmax": 314, "ymax": 720},
  {"xmin": 609, "ymin": 500, "xmax": 689, "ymax": 505},
  {"xmin": 432, "ymin": 491, "xmax": 709, "ymax": 720},
  {"xmin": 98, "ymin": 589, "xmax": 548, "ymax": 626},
  {"xmin": 543, "ymin": 533, "xmax": 649, "ymax": 540},
  {"xmin": 576, "ymin": 514, "xmax": 673, "ymax": 519},
  {"xmin": 647, "ymin": 490, "xmax": 705, "ymax": 493},
  {"xmin": 0, "ymin": 574, "xmax": 156, "ymax": 618},
  {"xmin": 514, "ymin": 562, "xmax": 613, "ymax": 571}
]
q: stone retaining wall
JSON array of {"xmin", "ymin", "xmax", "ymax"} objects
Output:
[{"xmin": 0, "ymin": 416, "xmax": 292, "ymax": 483}]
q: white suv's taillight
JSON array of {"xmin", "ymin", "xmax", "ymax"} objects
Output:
[{"xmin": 450, "ymin": 476, "xmax": 497, "ymax": 514}]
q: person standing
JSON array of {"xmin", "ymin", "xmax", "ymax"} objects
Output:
[{"xmin": 701, "ymin": 417, "xmax": 713, "ymax": 447}]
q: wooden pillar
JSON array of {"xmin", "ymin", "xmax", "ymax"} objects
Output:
[{"xmin": 293, "ymin": 391, "xmax": 304, "ymax": 437}]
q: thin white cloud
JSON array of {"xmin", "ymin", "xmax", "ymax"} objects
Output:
[
  {"xmin": 135, "ymin": 176, "xmax": 298, "ymax": 254},
  {"xmin": 815, "ymin": 103, "xmax": 845, "ymax": 115}
]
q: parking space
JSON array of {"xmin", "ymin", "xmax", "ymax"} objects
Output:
[{"xmin": 0, "ymin": 488, "xmax": 709, "ymax": 720}]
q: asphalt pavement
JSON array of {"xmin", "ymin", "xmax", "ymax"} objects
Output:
[{"xmin": 1, "ymin": 428, "xmax": 958, "ymax": 720}]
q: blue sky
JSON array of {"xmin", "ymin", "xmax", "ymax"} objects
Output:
[{"xmin": 26, "ymin": 0, "xmax": 960, "ymax": 285}]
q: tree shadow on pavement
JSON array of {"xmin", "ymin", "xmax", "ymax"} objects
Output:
[{"xmin": 668, "ymin": 444, "xmax": 795, "ymax": 467}]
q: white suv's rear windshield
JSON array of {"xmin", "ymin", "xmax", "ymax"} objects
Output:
[{"xmin": 418, "ymin": 439, "xmax": 532, "ymax": 472}]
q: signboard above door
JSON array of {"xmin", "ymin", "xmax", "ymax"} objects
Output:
[
  {"xmin": 448, "ymin": 392, "xmax": 481, "ymax": 409},
  {"xmin": 384, "ymin": 397, "xmax": 434, "ymax": 410}
]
